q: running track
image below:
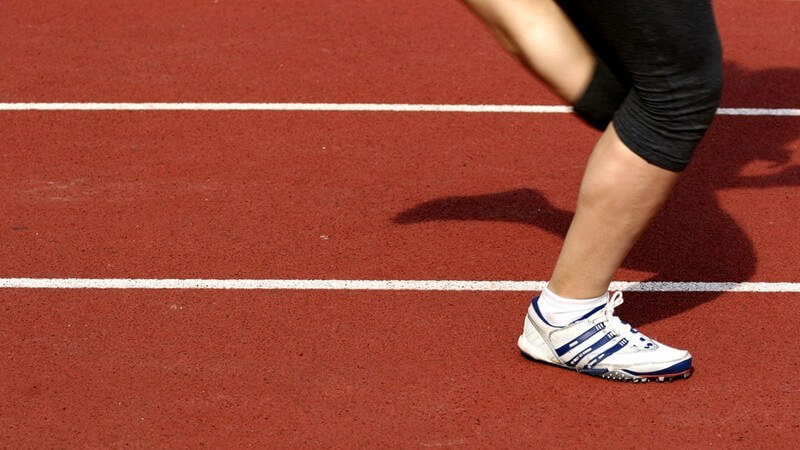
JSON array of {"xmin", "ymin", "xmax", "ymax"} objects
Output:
[{"xmin": 2, "ymin": 0, "xmax": 799, "ymax": 447}]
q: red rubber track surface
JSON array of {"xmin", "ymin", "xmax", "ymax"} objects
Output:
[
  {"xmin": 2, "ymin": 0, "xmax": 800, "ymax": 447},
  {"xmin": 3, "ymin": 113, "xmax": 799, "ymax": 284},
  {"xmin": 1, "ymin": 0, "xmax": 799, "ymax": 106},
  {"xmin": 3, "ymin": 290, "xmax": 800, "ymax": 447}
]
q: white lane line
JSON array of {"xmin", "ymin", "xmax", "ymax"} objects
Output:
[
  {"xmin": 0, "ymin": 103, "xmax": 799, "ymax": 116},
  {"xmin": 0, "ymin": 103, "xmax": 572, "ymax": 112},
  {"xmin": 717, "ymin": 108, "xmax": 800, "ymax": 116},
  {"xmin": 1, "ymin": 278, "xmax": 800, "ymax": 292}
]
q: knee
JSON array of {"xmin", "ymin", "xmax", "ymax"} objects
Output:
[
  {"xmin": 672, "ymin": 33, "xmax": 724, "ymax": 125},
  {"xmin": 697, "ymin": 56, "xmax": 724, "ymax": 117},
  {"xmin": 682, "ymin": 47, "xmax": 724, "ymax": 122}
]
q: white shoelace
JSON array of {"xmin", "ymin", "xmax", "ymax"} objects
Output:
[{"xmin": 602, "ymin": 292, "xmax": 654, "ymax": 350}]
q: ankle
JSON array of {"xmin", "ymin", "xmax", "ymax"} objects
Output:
[
  {"xmin": 546, "ymin": 281, "xmax": 608, "ymax": 300},
  {"xmin": 536, "ymin": 286, "xmax": 608, "ymax": 327}
]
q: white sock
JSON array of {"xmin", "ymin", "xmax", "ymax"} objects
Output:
[{"xmin": 537, "ymin": 286, "xmax": 608, "ymax": 327}]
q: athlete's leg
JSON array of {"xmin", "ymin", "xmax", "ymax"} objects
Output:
[
  {"xmin": 462, "ymin": 0, "xmax": 721, "ymax": 381},
  {"xmin": 547, "ymin": 125, "xmax": 679, "ymax": 298},
  {"xmin": 548, "ymin": 0, "xmax": 723, "ymax": 298},
  {"xmin": 462, "ymin": 0, "xmax": 722, "ymax": 299},
  {"xmin": 463, "ymin": 0, "xmax": 630, "ymax": 129},
  {"xmin": 461, "ymin": 0, "xmax": 595, "ymax": 103}
]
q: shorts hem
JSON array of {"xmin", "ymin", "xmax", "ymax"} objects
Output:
[{"xmin": 612, "ymin": 119, "xmax": 689, "ymax": 173}]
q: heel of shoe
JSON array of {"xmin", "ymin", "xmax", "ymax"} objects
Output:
[{"xmin": 517, "ymin": 312, "xmax": 560, "ymax": 364}]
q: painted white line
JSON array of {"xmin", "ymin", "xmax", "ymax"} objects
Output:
[
  {"xmin": 0, "ymin": 103, "xmax": 798, "ymax": 116},
  {"xmin": 1, "ymin": 278, "xmax": 799, "ymax": 292},
  {"xmin": 716, "ymin": 108, "xmax": 800, "ymax": 116},
  {"xmin": 0, "ymin": 103, "xmax": 572, "ymax": 113}
]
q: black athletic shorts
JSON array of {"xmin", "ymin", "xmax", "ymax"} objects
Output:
[{"xmin": 558, "ymin": 0, "xmax": 724, "ymax": 172}]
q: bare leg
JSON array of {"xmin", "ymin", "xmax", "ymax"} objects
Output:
[
  {"xmin": 462, "ymin": 0, "xmax": 595, "ymax": 103},
  {"xmin": 547, "ymin": 125, "xmax": 679, "ymax": 298},
  {"xmin": 462, "ymin": 0, "xmax": 681, "ymax": 298}
]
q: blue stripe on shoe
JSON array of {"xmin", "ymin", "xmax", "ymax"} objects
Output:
[
  {"xmin": 573, "ymin": 303, "xmax": 606, "ymax": 323},
  {"xmin": 622, "ymin": 358, "xmax": 693, "ymax": 376},
  {"xmin": 584, "ymin": 338, "xmax": 629, "ymax": 369},
  {"xmin": 554, "ymin": 323, "xmax": 606, "ymax": 357},
  {"xmin": 531, "ymin": 296, "xmax": 561, "ymax": 328},
  {"xmin": 566, "ymin": 332, "xmax": 615, "ymax": 367}
]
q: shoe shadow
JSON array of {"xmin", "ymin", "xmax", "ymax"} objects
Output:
[{"xmin": 393, "ymin": 62, "xmax": 800, "ymax": 326}]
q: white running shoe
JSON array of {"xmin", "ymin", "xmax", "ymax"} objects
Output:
[{"xmin": 518, "ymin": 291, "xmax": 693, "ymax": 382}]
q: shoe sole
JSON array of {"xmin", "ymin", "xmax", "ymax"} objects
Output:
[{"xmin": 518, "ymin": 335, "xmax": 693, "ymax": 383}]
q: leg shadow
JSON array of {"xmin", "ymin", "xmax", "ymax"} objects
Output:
[{"xmin": 393, "ymin": 62, "xmax": 800, "ymax": 326}]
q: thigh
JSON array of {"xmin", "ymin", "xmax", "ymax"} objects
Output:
[
  {"xmin": 570, "ymin": 0, "xmax": 723, "ymax": 97},
  {"xmin": 566, "ymin": 0, "xmax": 724, "ymax": 171},
  {"xmin": 461, "ymin": 0, "xmax": 596, "ymax": 102}
]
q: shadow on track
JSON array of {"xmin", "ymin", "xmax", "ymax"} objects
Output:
[{"xmin": 393, "ymin": 62, "xmax": 800, "ymax": 326}]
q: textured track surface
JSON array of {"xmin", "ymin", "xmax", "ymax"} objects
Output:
[
  {"xmin": 2, "ymin": 290, "xmax": 799, "ymax": 447},
  {"xmin": 1, "ymin": 0, "xmax": 799, "ymax": 106},
  {"xmin": 2, "ymin": 0, "xmax": 800, "ymax": 447},
  {"xmin": 3, "ymin": 113, "xmax": 799, "ymax": 287}
]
